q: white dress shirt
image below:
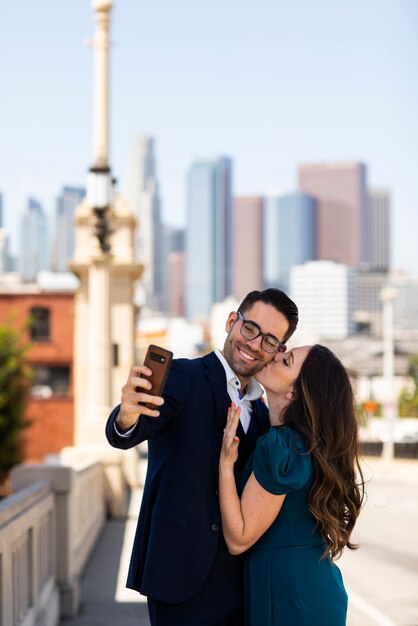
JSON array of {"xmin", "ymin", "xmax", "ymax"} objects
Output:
[{"xmin": 215, "ymin": 349, "xmax": 264, "ymax": 433}]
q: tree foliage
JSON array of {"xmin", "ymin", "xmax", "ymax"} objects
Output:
[
  {"xmin": 0, "ymin": 323, "xmax": 32, "ymax": 487},
  {"xmin": 398, "ymin": 354, "xmax": 418, "ymax": 418}
]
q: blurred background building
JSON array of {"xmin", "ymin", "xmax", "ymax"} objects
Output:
[
  {"xmin": 51, "ymin": 186, "xmax": 85, "ymax": 272},
  {"xmin": 185, "ymin": 156, "xmax": 233, "ymax": 320},
  {"xmin": 298, "ymin": 162, "xmax": 368, "ymax": 268},
  {"xmin": 126, "ymin": 134, "xmax": 164, "ymax": 311},
  {"xmin": 290, "ymin": 260, "xmax": 357, "ymax": 340},
  {"xmin": 367, "ymin": 189, "xmax": 391, "ymax": 272},
  {"xmin": 263, "ymin": 191, "xmax": 315, "ymax": 293},
  {"xmin": 233, "ymin": 196, "xmax": 263, "ymax": 301},
  {"xmin": 20, "ymin": 197, "xmax": 49, "ymax": 282}
]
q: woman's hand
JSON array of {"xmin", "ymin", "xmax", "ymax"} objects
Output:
[{"xmin": 220, "ymin": 403, "xmax": 241, "ymax": 469}]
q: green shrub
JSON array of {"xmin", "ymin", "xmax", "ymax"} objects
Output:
[
  {"xmin": 398, "ymin": 354, "xmax": 418, "ymax": 418},
  {"xmin": 0, "ymin": 324, "xmax": 32, "ymax": 492}
]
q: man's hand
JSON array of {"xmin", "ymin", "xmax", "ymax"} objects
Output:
[{"xmin": 115, "ymin": 365, "xmax": 165, "ymax": 432}]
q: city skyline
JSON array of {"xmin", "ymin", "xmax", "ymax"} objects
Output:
[{"xmin": 0, "ymin": 1, "xmax": 417, "ymax": 276}]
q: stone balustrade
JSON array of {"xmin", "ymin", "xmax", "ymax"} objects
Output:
[
  {"xmin": 0, "ymin": 481, "xmax": 58, "ymax": 626},
  {"xmin": 0, "ymin": 459, "xmax": 107, "ymax": 626}
]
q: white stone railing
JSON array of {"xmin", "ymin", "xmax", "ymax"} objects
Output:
[
  {"xmin": 0, "ymin": 481, "xmax": 59, "ymax": 626},
  {"xmin": 0, "ymin": 459, "xmax": 106, "ymax": 626}
]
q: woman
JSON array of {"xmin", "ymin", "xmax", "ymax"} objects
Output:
[{"xmin": 219, "ymin": 344, "xmax": 365, "ymax": 626}]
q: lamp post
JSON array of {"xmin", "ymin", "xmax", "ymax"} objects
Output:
[
  {"xmin": 70, "ymin": 0, "xmax": 142, "ymax": 447},
  {"xmin": 88, "ymin": 0, "xmax": 113, "ymax": 255},
  {"xmin": 380, "ymin": 285, "xmax": 397, "ymax": 461}
]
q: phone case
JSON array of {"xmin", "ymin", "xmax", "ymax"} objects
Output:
[{"xmin": 141, "ymin": 344, "xmax": 173, "ymax": 408}]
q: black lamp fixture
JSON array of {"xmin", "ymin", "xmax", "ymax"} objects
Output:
[{"xmin": 87, "ymin": 165, "xmax": 113, "ymax": 253}]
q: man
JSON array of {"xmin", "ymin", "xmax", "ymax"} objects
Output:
[{"xmin": 105, "ymin": 288, "xmax": 298, "ymax": 625}]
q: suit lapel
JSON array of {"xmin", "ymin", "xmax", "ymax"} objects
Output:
[
  {"xmin": 202, "ymin": 352, "xmax": 230, "ymax": 433},
  {"xmin": 249, "ymin": 399, "xmax": 262, "ymax": 436}
]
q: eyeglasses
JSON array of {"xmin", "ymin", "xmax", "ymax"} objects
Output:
[{"xmin": 237, "ymin": 311, "xmax": 286, "ymax": 354}]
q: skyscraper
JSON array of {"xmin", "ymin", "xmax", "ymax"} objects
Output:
[
  {"xmin": 52, "ymin": 186, "xmax": 85, "ymax": 272},
  {"xmin": 368, "ymin": 189, "xmax": 390, "ymax": 271},
  {"xmin": 290, "ymin": 260, "xmax": 356, "ymax": 339},
  {"xmin": 126, "ymin": 134, "xmax": 163, "ymax": 310},
  {"xmin": 233, "ymin": 196, "xmax": 263, "ymax": 301},
  {"xmin": 168, "ymin": 252, "xmax": 185, "ymax": 318},
  {"xmin": 298, "ymin": 162, "xmax": 368, "ymax": 267},
  {"xmin": 0, "ymin": 192, "xmax": 12, "ymax": 272},
  {"xmin": 355, "ymin": 270, "xmax": 387, "ymax": 336},
  {"xmin": 161, "ymin": 225, "xmax": 185, "ymax": 314},
  {"xmin": 20, "ymin": 197, "xmax": 49, "ymax": 282},
  {"xmin": 186, "ymin": 157, "xmax": 233, "ymax": 319},
  {"xmin": 392, "ymin": 272, "xmax": 418, "ymax": 334},
  {"xmin": 0, "ymin": 230, "xmax": 13, "ymax": 272},
  {"xmin": 263, "ymin": 192, "xmax": 315, "ymax": 292}
]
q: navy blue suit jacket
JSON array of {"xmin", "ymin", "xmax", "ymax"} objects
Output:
[{"xmin": 105, "ymin": 351, "xmax": 270, "ymax": 603}]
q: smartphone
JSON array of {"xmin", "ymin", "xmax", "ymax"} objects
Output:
[{"xmin": 139, "ymin": 344, "xmax": 173, "ymax": 409}]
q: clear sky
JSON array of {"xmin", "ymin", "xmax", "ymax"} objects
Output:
[{"xmin": 0, "ymin": 0, "xmax": 417, "ymax": 275}]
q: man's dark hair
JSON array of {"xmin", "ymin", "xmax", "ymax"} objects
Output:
[{"xmin": 238, "ymin": 288, "xmax": 298, "ymax": 343}]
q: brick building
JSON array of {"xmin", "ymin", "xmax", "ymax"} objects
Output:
[{"xmin": 0, "ymin": 283, "xmax": 75, "ymax": 462}]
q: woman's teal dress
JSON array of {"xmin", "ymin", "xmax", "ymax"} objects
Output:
[{"xmin": 238, "ymin": 425, "xmax": 348, "ymax": 626}]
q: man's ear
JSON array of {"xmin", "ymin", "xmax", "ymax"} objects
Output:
[{"xmin": 225, "ymin": 311, "xmax": 237, "ymax": 333}]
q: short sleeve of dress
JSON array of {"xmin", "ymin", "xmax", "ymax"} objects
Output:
[{"xmin": 253, "ymin": 426, "xmax": 312, "ymax": 495}]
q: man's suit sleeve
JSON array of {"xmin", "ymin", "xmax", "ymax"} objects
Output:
[{"xmin": 105, "ymin": 359, "xmax": 191, "ymax": 450}]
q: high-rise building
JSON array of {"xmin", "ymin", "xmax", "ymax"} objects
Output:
[
  {"xmin": 126, "ymin": 134, "xmax": 163, "ymax": 310},
  {"xmin": 392, "ymin": 272, "xmax": 418, "ymax": 335},
  {"xmin": 0, "ymin": 230, "xmax": 14, "ymax": 273},
  {"xmin": 298, "ymin": 162, "xmax": 368, "ymax": 267},
  {"xmin": 368, "ymin": 189, "xmax": 390, "ymax": 271},
  {"xmin": 20, "ymin": 197, "xmax": 49, "ymax": 282},
  {"xmin": 233, "ymin": 196, "xmax": 263, "ymax": 301},
  {"xmin": 290, "ymin": 260, "xmax": 356, "ymax": 339},
  {"xmin": 52, "ymin": 186, "xmax": 85, "ymax": 272},
  {"xmin": 186, "ymin": 157, "xmax": 233, "ymax": 319},
  {"xmin": 355, "ymin": 270, "xmax": 387, "ymax": 336},
  {"xmin": 168, "ymin": 252, "xmax": 185, "ymax": 317},
  {"xmin": 160, "ymin": 224, "xmax": 185, "ymax": 314},
  {"xmin": 263, "ymin": 192, "xmax": 315, "ymax": 292}
]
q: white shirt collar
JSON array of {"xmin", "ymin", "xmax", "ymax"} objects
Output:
[{"xmin": 215, "ymin": 349, "xmax": 264, "ymax": 401}]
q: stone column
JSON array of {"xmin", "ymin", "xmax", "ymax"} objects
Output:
[{"xmin": 92, "ymin": 0, "xmax": 112, "ymax": 168}]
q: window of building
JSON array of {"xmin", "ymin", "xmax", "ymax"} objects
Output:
[
  {"xmin": 30, "ymin": 307, "xmax": 51, "ymax": 342},
  {"xmin": 30, "ymin": 365, "xmax": 70, "ymax": 398}
]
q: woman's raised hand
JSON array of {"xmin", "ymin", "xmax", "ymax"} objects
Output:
[{"xmin": 220, "ymin": 403, "xmax": 241, "ymax": 468}]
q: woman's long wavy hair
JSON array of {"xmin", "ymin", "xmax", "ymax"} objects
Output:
[{"xmin": 282, "ymin": 344, "xmax": 365, "ymax": 560}]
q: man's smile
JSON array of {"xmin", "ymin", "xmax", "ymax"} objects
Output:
[{"xmin": 238, "ymin": 347, "xmax": 257, "ymax": 362}]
